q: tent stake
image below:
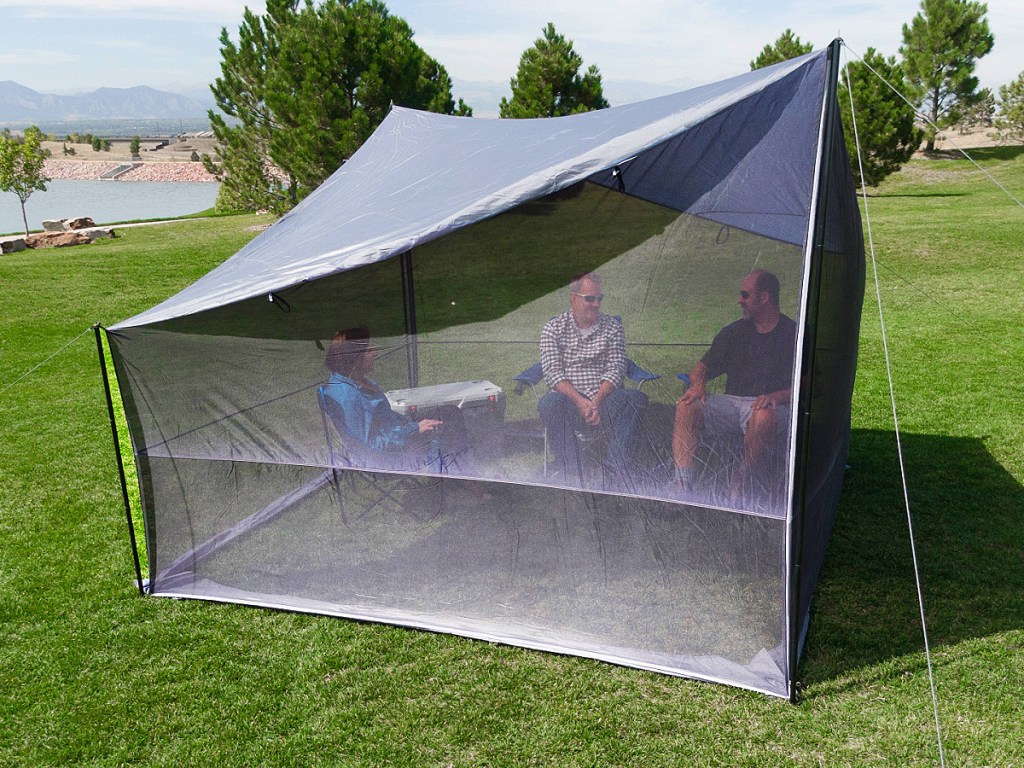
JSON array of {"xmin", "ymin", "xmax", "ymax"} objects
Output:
[{"xmin": 93, "ymin": 324, "xmax": 145, "ymax": 596}]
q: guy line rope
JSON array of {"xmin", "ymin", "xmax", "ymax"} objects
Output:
[
  {"xmin": 842, "ymin": 40, "xmax": 947, "ymax": 768},
  {"xmin": 0, "ymin": 325, "xmax": 93, "ymax": 401}
]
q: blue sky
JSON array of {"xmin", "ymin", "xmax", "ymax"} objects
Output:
[{"xmin": 2, "ymin": 0, "xmax": 1022, "ymax": 116}]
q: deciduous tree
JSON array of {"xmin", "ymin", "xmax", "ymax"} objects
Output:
[
  {"xmin": 207, "ymin": 0, "xmax": 469, "ymax": 213},
  {"xmin": 900, "ymin": 0, "xmax": 994, "ymax": 151},
  {"xmin": 0, "ymin": 126, "xmax": 50, "ymax": 237},
  {"xmin": 839, "ymin": 48, "xmax": 922, "ymax": 188},
  {"xmin": 499, "ymin": 23, "xmax": 608, "ymax": 118},
  {"xmin": 750, "ymin": 29, "xmax": 813, "ymax": 70}
]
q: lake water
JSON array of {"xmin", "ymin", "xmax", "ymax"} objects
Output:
[{"xmin": 0, "ymin": 180, "xmax": 221, "ymax": 235}]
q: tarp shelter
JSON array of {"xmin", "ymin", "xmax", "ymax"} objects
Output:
[{"xmin": 101, "ymin": 41, "xmax": 864, "ymax": 699}]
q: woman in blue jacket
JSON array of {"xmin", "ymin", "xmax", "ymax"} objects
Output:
[{"xmin": 322, "ymin": 327, "xmax": 473, "ymax": 474}]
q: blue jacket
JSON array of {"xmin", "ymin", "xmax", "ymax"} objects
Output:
[{"xmin": 323, "ymin": 373, "xmax": 419, "ymax": 453}]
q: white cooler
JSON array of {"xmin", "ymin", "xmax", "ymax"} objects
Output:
[{"xmin": 386, "ymin": 380, "xmax": 506, "ymax": 424}]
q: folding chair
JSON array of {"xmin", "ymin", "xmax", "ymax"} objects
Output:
[
  {"xmin": 317, "ymin": 386, "xmax": 443, "ymax": 521},
  {"xmin": 512, "ymin": 358, "xmax": 659, "ymax": 478},
  {"xmin": 673, "ymin": 374, "xmax": 788, "ymax": 510}
]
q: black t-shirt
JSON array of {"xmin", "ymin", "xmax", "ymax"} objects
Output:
[{"xmin": 701, "ymin": 315, "xmax": 797, "ymax": 397}]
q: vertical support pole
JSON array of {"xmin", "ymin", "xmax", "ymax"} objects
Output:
[
  {"xmin": 93, "ymin": 324, "xmax": 145, "ymax": 596},
  {"xmin": 788, "ymin": 38, "xmax": 843, "ymax": 704},
  {"xmin": 400, "ymin": 250, "xmax": 419, "ymax": 388}
]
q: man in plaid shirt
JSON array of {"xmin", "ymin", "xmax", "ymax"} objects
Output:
[{"xmin": 538, "ymin": 272, "xmax": 647, "ymax": 484}]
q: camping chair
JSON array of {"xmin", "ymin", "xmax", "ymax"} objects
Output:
[
  {"xmin": 512, "ymin": 358, "xmax": 659, "ymax": 479},
  {"xmin": 673, "ymin": 374, "xmax": 788, "ymax": 510},
  {"xmin": 317, "ymin": 386, "xmax": 443, "ymax": 521}
]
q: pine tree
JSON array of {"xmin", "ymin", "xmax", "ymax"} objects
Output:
[
  {"xmin": 499, "ymin": 23, "xmax": 608, "ymax": 118},
  {"xmin": 993, "ymin": 72, "xmax": 1024, "ymax": 144},
  {"xmin": 959, "ymin": 87, "xmax": 995, "ymax": 131},
  {"xmin": 750, "ymin": 29, "xmax": 813, "ymax": 70},
  {"xmin": 207, "ymin": 0, "xmax": 466, "ymax": 214},
  {"xmin": 839, "ymin": 48, "xmax": 922, "ymax": 187},
  {"xmin": 900, "ymin": 0, "xmax": 994, "ymax": 151}
]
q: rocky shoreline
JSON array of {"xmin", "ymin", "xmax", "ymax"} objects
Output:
[{"xmin": 44, "ymin": 159, "xmax": 218, "ymax": 183}]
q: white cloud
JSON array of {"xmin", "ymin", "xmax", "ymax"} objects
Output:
[
  {"xmin": 406, "ymin": 0, "xmax": 1022, "ymax": 94},
  {"xmin": 395, "ymin": 0, "xmax": 923, "ymax": 85},
  {"xmin": 88, "ymin": 39, "xmax": 150, "ymax": 49},
  {"xmin": 0, "ymin": 48, "xmax": 78, "ymax": 66},
  {"xmin": 2, "ymin": 0, "xmax": 1020, "ymax": 103},
  {"xmin": 0, "ymin": 0, "xmax": 263, "ymax": 23}
]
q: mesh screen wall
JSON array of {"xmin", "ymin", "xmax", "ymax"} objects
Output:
[{"xmin": 104, "ymin": 44, "xmax": 863, "ymax": 697}]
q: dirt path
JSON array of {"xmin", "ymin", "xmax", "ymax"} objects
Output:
[{"xmin": 913, "ymin": 126, "xmax": 1009, "ymax": 157}]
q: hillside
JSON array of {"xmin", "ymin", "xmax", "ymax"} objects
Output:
[{"xmin": 0, "ymin": 81, "xmax": 210, "ymax": 123}]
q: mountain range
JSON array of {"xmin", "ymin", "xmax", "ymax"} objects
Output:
[
  {"xmin": 0, "ymin": 76, "xmax": 695, "ymax": 125},
  {"xmin": 0, "ymin": 81, "xmax": 211, "ymax": 123}
]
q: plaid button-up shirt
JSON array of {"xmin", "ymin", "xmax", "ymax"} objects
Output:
[{"xmin": 540, "ymin": 311, "xmax": 626, "ymax": 398}]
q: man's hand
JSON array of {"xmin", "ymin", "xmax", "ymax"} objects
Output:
[
  {"xmin": 676, "ymin": 363, "xmax": 707, "ymax": 407},
  {"xmin": 752, "ymin": 390, "xmax": 789, "ymax": 410},
  {"xmin": 556, "ymin": 381, "xmax": 602, "ymax": 426},
  {"xmin": 574, "ymin": 395, "xmax": 600, "ymax": 426},
  {"xmin": 676, "ymin": 385, "xmax": 705, "ymax": 407},
  {"xmin": 580, "ymin": 399, "xmax": 601, "ymax": 426},
  {"xmin": 584, "ymin": 381, "xmax": 615, "ymax": 426},
  {"xmin": 417, "ymin": 418, "xmax": 444, "ymax": 433}
]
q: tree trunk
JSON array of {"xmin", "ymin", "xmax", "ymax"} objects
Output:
[
  {"xmin": 926, "ymin": 89, "xmax": 940, "ymax": 153},
  {"xmin": 19, "ymin": 200, "xmax": 29, "ymax": 238}
]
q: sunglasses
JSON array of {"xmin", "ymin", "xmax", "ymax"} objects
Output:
[{"xmin": 572, "ymin": 292, "xmax": 604, "ymax": 303}]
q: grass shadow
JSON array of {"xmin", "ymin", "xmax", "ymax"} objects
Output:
[
  {"xmin": 802, "ymin": 428, "xmax": 1024, "ymax": 686},
  {"xmin": 927, "ymin": 144, "xmax": 1024, "ymax": 163},
  {"xmin": 872, "ymin": 191, "xmax": 967, "ymax": 199}
]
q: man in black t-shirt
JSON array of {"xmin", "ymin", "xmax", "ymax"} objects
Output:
[{"xmin": 672, "ymin": 270, "xmax": 796, "ymax": 499}]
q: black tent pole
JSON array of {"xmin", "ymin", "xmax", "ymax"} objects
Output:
[
  {"xmin": 401, "ymin": 250, "xmax": 419, "ymax": 388},
  {"xmin": 93, "ymin": 324, "xmax": 145, "ymax": 596},
  {"xmin": 789, "ymin": 38, "xmax": 843, "ymax": 704}
]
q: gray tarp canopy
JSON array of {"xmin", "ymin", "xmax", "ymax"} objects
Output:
[{"xmin": 113, "ymin": 50, "xmax": 825, "ymax": 330}]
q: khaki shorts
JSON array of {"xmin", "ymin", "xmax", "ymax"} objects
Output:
[{"xmin": 704, "ymin": 394, "xmax": 791, "ymax": 438}]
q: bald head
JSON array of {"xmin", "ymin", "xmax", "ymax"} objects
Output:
[
  {"xmin": 739, "ymin": 270, "xmax": 781, "ymax": 332},
  {"xmin": 749, "ymin": 270, "xmax": 780, "ymax": 308}
]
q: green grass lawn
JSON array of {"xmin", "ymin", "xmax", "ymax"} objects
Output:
[{"xmin": 1, "ymin": 146, "xmax": 1023, "ymax": 766}]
